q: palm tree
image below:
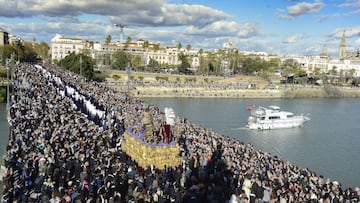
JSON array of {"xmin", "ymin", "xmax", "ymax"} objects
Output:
[
  {"xmin": 177, "ymin": 43, "xmax": 182, "ymax": 50},
  {"xmin": 186, "ymin": 44, "xmax": 191, "ymax": 52},
  {"xmin": 125, "ymin": 36, "xmax": 132, "ymax": 48}
]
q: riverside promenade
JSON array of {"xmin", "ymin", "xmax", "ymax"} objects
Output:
[
  {"xmin": 105, "ymin": 76, "xmax": 360, "ymax": 99},
  {"xmin": 2, "ymin": 63, "xmax": 359, "ymax": 202}
]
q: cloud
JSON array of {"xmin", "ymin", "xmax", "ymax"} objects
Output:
[
  {"xmin": 327, "ymin": 27, "xmax": 360, "ymax": 39},
  {"xmin": 282, "ymin": 33, "xmax": 305, "ymax": 44},
  {"xmin": 278, "ymin": 0, "xmax": 324, "ymax": 19},
  {"xmin": 110, "ymin": 4, "xmax": 230, "ymax": 28},
  {"xmin": 0, "ymin": 0, "xmax": 230, "ymax": 28},
  {"xmin": 355, "ymin": 38, "xmax": 360, "ymax": 46},
  {"xmin": 338, "ymin": 0, "xmax": 360, "ymax": 8},
  {"xmin": 184, "ymin": 21, "xmax": 261, "ymax": 40}
]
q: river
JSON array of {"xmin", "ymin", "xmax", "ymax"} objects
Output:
[
  {"xmin": 143, "ymin": 98, "xmax": 360, "ymax": 189},
  {"xmin": 1, "ymin": 98, "xmax": 360, "ymax": 189}
]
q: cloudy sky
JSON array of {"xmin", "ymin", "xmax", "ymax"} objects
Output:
[{"xmin": 0, "ymin": 0, "xmax": 360, "ymax": 56}]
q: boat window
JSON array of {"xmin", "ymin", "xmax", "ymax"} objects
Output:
[
  {"xmin": 287, "ymin": 115, "xmax": 293, "ymax": 118},
  {"xmin": 269, "ymin": 116, "xmax": 280, "ymax": 120}
]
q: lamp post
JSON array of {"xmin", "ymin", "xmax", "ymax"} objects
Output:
[
  {"xmin": 5, "ymin": 58, "xmax": 10, "ymax": 110},
  {"xmin": 79, "ymin": 55, "xmax": 82, "ymax": 76},
  {"xmin": 126, "ymin": 62, "xmax": 131, "ymax": 94}
]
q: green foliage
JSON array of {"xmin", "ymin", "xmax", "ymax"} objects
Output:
[
  {"xmin": 125, "ymin": 36, "xmax": 132, "ymax": 48},
  {"xmin": 105, "ymin": 35, "xmax": 112, "ymax": 45},
  {"xmin": 0, "ymin": 88, "xmax": 6, "ymax": 103},
  {"xmin": 155, "ymin": 76, "xmax": 168, "ymax": 81},
  {"xmin": 22, "ymin": 42, "xmax": 38, "ymax": 62},
  {"xmin": 176, "ymin": 77, "xmax": 180, "ymax": 82},
  {"xmin": 59, "ymin": 52, "xmax": 95, "ymax": 79},
  {"xmin": 148, "ymin": 58, "xmax": 159, "ymax": 72},
  {"xmin": 177, "ymin": 43, "xmax": 182, "ymax": 50},
  {"xmin": 204, "ymin": 78, "xmax": 208, "ymax": 83},
  {"xmin": 138, "ymin": 76, "xmax": 144, "ymax": 81},
  {"xmin": 131, "ymin": 55, "xmax": 143, "ymax": 70},
  {"xmin": 282, "ymin": 59, "xmax": 300, "ymax": 76},
  {"xmin": 185, "ymin": 78, "xmax": 196, "ymax": 82},
  {"xmin": 186, "ymin": 44, "xmax": 191, "ymax": 51},
  {"xmin": 112, "ymin": 74, "xmax": 120, "ymax": 80},
  {"xmin": 0, "ymin": 45, "xmax": 18, "ymax": 65},
  {"xmin": 0, "ymin": 67, "xmax": 7, "ymax": 78},
  {"xmin": 111, "ymin": 51, "xmax": 130, "ymax": 70},
  {"xmin": 177, "ymin": 52, "xmax": 191, "ymax": 74},
  {"xmin": 33, "ymin": 41, "xmax": 50, "ymax": 60},
  {"xmin": 142, "ymin": 41, "xmax": 149, "ymax": 49},
  {"xmin": 153, "ymin": 44, "xmax": 160, "ymax": 51}
]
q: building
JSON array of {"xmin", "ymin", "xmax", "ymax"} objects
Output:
[
  {"xmin": 50, "ymin": 34, "xmax": 202, "ymax": 71},
  {"xmin": 338, "ymin": 31, "xmax": 360, "ymax": 60},
  {"xmin": 0, "ymin": 27, "xmax": 9, "ymax": 46},
  {"xmin": 51, "ymin": 34, "xmax": 84, "ymax": 62},
  {"xmin": 293, "ymin": 33, "xmax": 360, "ymax": 77}
]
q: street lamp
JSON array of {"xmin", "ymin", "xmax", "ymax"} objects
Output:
[
  {"xmin": 79, "ymin": 55, "xmax": 82, "ymax": 76},
  {"xmin": 126, "ymin": 62, "xmax": 131, "ymax": 94},
  {"xmin": 5, "ymin": 58, "xmax": 10, "ymax": 110},
  {"xmin": 5, "ymin": 53, "xmax": 14, "ymax": 112}
]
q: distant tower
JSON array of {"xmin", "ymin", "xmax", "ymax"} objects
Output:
[
  {"xmin": 320, "ymin": 47, "xmax": 328, "ymax": 59},
  {"xmin": 339, "ymin": 31, "xmax": 346, "ymax": 60}
]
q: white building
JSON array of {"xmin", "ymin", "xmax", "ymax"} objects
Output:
[{"xmin": 51, "ymin": 34, "xmax": 84, "ymax": 62}]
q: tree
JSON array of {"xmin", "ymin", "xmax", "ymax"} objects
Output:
[
  {"xmin": 105, "ymin": 35, "xmax": 112, "ymax": 45},
  {"xmin": 21, "ymin": 42, "xmax": 38, "ymax": 62},
  {"xmin": 0, "ymin": 45, "xmax": 18, "ymax": 65},
  {"xmin": 112, "ymin": 51, "xmax": 129, "ymax": 70},
  {"xmin": 329, "ymin": 66, "xmax": 337, "ymax": 75},
  {"xmin": 148, "ymin": 58, "xmax": 159, "ymax": 72},
  {"xmin": 125, "ymin": 36, "xmax": 132, "ymax": 48},
  {"xmin": 142, "ymin": 40, "xmax": 149, "ymax": 49},
  {"xmin": 153, "ymin": 44, "xmax": 160, "ymax": 51},
  {"xmin": 178, "ymin": 52, "xmax": 191, "ymax": 74},
  {"xmin": 59, "ymin": 52, "xmax": 95, "ymax": 79},
  {"xmin": 131, "ymin": 55, "xmax": 143, "ymax": 71},
  {"xmin": 282, "ymin": 59, "xmax": 300, "ymax": 76},
  {"xmin": 186, "ymin": 44, "xmax": 191, "ymax": 52},
  {"xmin": 33, "ymin": 41, "xmax": 50, "ymax": 60},
  {"xmin": 229, "ymin": 49, "xmax": 240, "ymax": 74},
  {"xmin": 206, "ymin": 52, "xmax": 221, "ymax": 75},
  {"xmin": 177, "ymin": 43, "xmax": 182, "ymax": 50}
]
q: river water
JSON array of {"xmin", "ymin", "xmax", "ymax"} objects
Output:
[
  {"xmin": 143, "ymin": 98, "xmax": 360, "ymax": 189},
  {"xmin": 1, "ymin": 98, "xmax": 360, "ymax": 189}
]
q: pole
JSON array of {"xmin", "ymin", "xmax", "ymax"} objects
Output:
[
  {"xmin": 80, "ymin": 55, "xmax": 82, "ymax": 76},
  {"xmin": 6, "ymin": 58, "xmax": 9, "ymax": 110},
  {"xmin": 6, "ymin": 53, "xmax": 14, "ymax": 111},
  {"xmin": 126, "ymin": 62, "xmax": 131, "ymax": 94}
]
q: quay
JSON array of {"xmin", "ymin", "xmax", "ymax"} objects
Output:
[
  {"xmin": 104, "ymin": 71, "xmax": 360, "ymax": 99},
  {"xmin": 2, "ymin": 63, "xmax": 359, "ymax": 202}
]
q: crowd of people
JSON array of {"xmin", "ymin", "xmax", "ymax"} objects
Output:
[{"xmin": 2, "ymin": 62, "xmax": 359, "ymax": 202}]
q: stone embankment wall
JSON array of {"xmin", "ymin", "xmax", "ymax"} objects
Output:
[
  {"xmin": 108, "ymin": 83, "xmax": 360, "ymax": 99},
  {"xmin": 103, "ymin": 71, "xmax": 360, "ymax": 98}
]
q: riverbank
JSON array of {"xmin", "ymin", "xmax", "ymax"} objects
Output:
[
  {"xmin": 103, "ymin": 70, "xmax": 360, "ymax": 98},
  {"xmin": 107, "ymin": 82, "xmax": 360, "ymax": 98}
]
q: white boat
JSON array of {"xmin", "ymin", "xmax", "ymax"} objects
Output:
[{"xmin": 246, "ymin": 105, "xmax": 310, "ymax": 130}]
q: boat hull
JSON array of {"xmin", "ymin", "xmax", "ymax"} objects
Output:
[{"xmin": 247, "ymin": 117, "xmax": 310, "ymax": 130}]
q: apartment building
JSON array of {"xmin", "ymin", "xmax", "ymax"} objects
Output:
[
  {"xmin": 51, "ymin": 34, "xmax": 84, "ymax": 62},
  {"xmin": 0, "ymin": 27, "xmax": 9, "ymax": 46},
  {"xmin": 50, "ymin": 34, "xmax": 201, "ymax": 71}
]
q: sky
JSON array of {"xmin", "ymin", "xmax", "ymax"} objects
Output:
[{"xmin": 0, "ymin": 0, "xmax": 360, "ymax": 56}]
